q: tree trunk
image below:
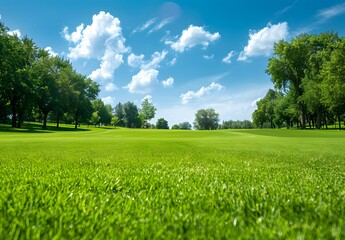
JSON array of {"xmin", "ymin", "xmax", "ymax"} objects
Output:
[
  {"xmin": 338, "ymin": 115, "xmax": 341, "ymax": 130},
  {"xmin": 42, "ymin": 112, "xmax": 48, "ymax": 129},
  {"xmin": 324, "ymin": 113, "xmax": 328, "ymax": 129},
  {"xmin": 301, "ymin": 112, "xmax": 306, "ymax": 129},
  {"xmin": 10, "ymin": 100, "xmax": 17, "ymax": 128},
  {"xmin": 17, "ymin": 111, "xmax": 23, "ymax": 128},
  {"xmin": 74, "ymin": 108, "xmax": 79, "ymax": 129},
  {"xmin": 56, "ymin": 112, "xmax": 60, "ymax": 128}
]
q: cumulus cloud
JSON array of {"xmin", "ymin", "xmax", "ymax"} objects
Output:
[
  {"xmin": 222, "ymin": 51, "xmax": 234, "ymax": 64},
  {"xmin": 128, "ymin": 53, "xmax": 145, "ymax": 68},
  {"xmin": 8, "ymin": 29, "xmax": 21, "ymax": 37},
  {"xmin": 44, "ymin": 47, "xmax": 58, "ymax": 57},
  {"xmin": 63, "ymin": 11, "xmax": 128, "ymax": 81},
  {"xmin": 125, "ymin": 69, "xmax": 159, "ymax": 93},
  {"xmin": 126, "ymin": 50, "xmax": 170, "ymax": 93},
  {"xmin": 105, "ymin": 82, "xmax": 117, "ymax": 92},
  {"xmin": 102, "ymin": 96, "xmax": 115, "ymax": 105},
  {"xmin": 162, "ymin": 77, "xmax": 174, "ymax": 88},
  {"xmin": 128, "ymin": 50, "xmax": 168, "ymax": 70},
  {"xmin": 166, "ymin": 25, "xmax": 220, "ymax": 52},
  {"xmin": 180, "ymin": 82, "xmax": 223, "ymax": 104},
  {"xmin": 89, "ymin": 50, "xmax": 123, "ymax": 80},
  {"xmin": 238, "ymin": 22, "xmax": 288, "ymax": 61}
]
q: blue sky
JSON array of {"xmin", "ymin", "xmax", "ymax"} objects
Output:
[{"xmin": 1, "ymin": 0, "xmax": 345, "ymax": 125}]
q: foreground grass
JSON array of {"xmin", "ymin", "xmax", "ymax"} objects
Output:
[{"xmin": 0, "ymin": 124, "xmax": 345, "ymax": 239}]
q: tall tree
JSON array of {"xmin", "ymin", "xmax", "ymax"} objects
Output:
[
  {"xmin": 122, "ymin": 102, "xmax": 141, "ymax": 128},
  {"xmin": 320, "ymin": 38, "xmax": 345, "ymax": 129},
  {"xmin": 54, "ymin": 59, "xmax": 79, "ymax": 128},
  {"xmin": 114, "ymin": 102, "xmax": 125, "ymax": 127},
  {"xmin": 194, "ymin": 108, "xmax": 219, "ymax": 130},
  {"xmin": 92, "ymin": 99, "xmax": 113, "ymax": 126},
  {"xmin": 266, "ymin": 35, "xmax": 311, "ymax": 128},
  {"xmin": 72, "ymin": 73, "xmax": 99, "ymax": 129},
  {"xmin": 139, "ymin": 97, "xmax": 156, "ymax": 127},
  {"xmin": 0, "ymin": 30, "xmax": 38, "ymax": 128},
  {"xmin": 32, "ymin": 51, "xmax": 59, "ymax": 129}
]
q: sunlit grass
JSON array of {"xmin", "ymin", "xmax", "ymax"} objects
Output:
[{"xmin": 0, "ymin": 124, "xmax": 344, "ymax": 239}]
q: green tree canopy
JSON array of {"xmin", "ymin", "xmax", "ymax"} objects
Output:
[
  {"xmin": 156, "ymin": 118, "xmax": 169, "ymax": 129},
  {"xmin": 194, "ymin": 108, "xmax": 219, "ymax": 130}
]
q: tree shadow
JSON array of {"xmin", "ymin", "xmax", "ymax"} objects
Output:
[{"xmin": 0, "ymin": 123, "xmax": 91, "ymax": 133}]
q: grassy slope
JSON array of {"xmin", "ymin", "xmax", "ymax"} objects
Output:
[{"xmin": 0, "ymin": 125, "xmax": 345, "ymax": 239}]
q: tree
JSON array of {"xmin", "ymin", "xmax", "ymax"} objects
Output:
[
  {"xmin": 179, "ymin": 122, "xmax": 192, "ymax": 130},
  {"xmin": 92, "ymin": 99, "xmax": 113, "ymax": 126},
  {"xmin": 122, "ymin": 102, "xmax": 141, "ymax": 128},
  {"xmin": 114, "ymin": 102, "xmax": 125, "ymax": 127},
  {"xmin": 194, "ymin": 108, "xmax": 219, "ymax": 130},
  {"xmin": 72, "ymin": 74, "xmax": 99, "ymax": 129},
  {"xmin": 53, "ymin": 60, "xmax": 79, "ymax": 128},
  {"xmin": 0, "ymin": 28, "xmax": 38, "ymax": 127},
  {"xmin": 156, "ymin": 118, "xmax": 169, "ymax": 129},
  {"xmin": 140, "ymin": 97, "xmax": 156, "ymax": 127},
  {"xmin": 266, "ymin": 35, "xmax": 311, "ymax": 128},
  {"xmin": 32, "ymin": 51, "xmax": 60, "ymax": 129},
  {"xmin": 320, "ymin": 38, "xmax": 345, "ymax": 129},
  {"xmin": 111, "ymin": 116, "xmax": 119, "ymax": 127},
  {"xmin": 90, "ymin": 111, "xmax": 100, "ymax": 127},
  {"xmin": 171, "ymin": 124, "xmax": 180, "ymax": 129}
]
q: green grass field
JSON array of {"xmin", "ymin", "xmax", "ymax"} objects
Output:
[{"xmin": 1, "ymin": 124, "xmax": 345, "ymax": 239}]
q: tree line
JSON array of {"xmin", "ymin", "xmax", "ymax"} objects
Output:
[
  {"xmin": 0, "ymin": 22, "xmax": 99, "ymax": 129},
  {"xmin": 253, "ymin": 33, "xmax": 345, "ymax": 129}
]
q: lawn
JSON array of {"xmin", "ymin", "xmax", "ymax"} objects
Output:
[{"xmin": 0, "ymin": 124, "xmax": 345, "ymax": 239}]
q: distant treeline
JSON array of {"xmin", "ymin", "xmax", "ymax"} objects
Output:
[
  {"xmin": 220, "ymin": 120, "xmax": 253, "ymax": 129},
  {"xmin": 253, "ymin": 33, "xmax": 345, "ymax": 129}
]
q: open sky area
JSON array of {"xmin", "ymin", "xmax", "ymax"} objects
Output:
[{"xmin": 1, "ymin": 0, "xmax": 345, "ymax": 125}]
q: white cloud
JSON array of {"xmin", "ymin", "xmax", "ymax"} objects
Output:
[
  {"xmin": 169, "ymin": 57, "xmax": 177, "ymax": 66},
  {"xmin": 89, "ymin": 50, "xmax": 123, "ymax": 81},
  {"xmin": 166, "ymin": 25, "xmax": 220, "ymax": 52},
  {"xmin": 318, "ymin": 3, "xmax": 345, "ymax": 21},
  {"xmin": 8, "ymin": 29, "xmax": 21, "ymax": 38},
  {"xmin": 128, "ymin": 50, "xmax": 168, "ymax": 70},
  {"xmin": 238, "ymin": 22, "xmax": 288, "ymax": 61},
  {"xmin": 222, "ymin": 51, "xmax": 234, "ymax": 64},
  {"xmin": 44, "ymin": 47, "xmax": 58, "ymax": 57},
  {"xmin": 105, "ymin": 82, "xmax": 117, "ymax": 92},
  {"xmin": 203, "ymin": 54, "xmax": 214, "ymax": 60},
  {"xmin": 143, "ymin": 50, "xmax": 168, "ymax": 69},
  {"xmin": 63, "ymin": 11, "xmax": 128, "ymax": 81},
  {"xmin": 63, "ymin": 24, "xmax": 84, "ymax": 43},
  {"xmin": 128, "ymin": 53, "xmax": 145, "ymax": 68},
  {"xmin": 180, "ymin": 82, "xmax": 223, "ymax": 104},
  {"xmin": 149, "ymin": 17, "xmax": 175, "ymax": 33},
  {"xmin": 102, "ymin": 96, "xmax": 115, "ymax": 105},
  {"xmin": 162, "ymin": 77, "xmax": 174, "ymax": 88},
  {"xmin": 125, "ymin": 69, "xmax": 159, "ymax": 93},
  {"xmin": 132, "ymin": 18, "xmax": 157, "ymax": 33},
  {"xmin": 142, "ymin": 95, "xmax": 153, "ymax": 103}
]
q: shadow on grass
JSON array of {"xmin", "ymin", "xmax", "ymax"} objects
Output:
[{"xmin": 0, "ymin": 123, "xmax": 91, "ymax": 133}]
